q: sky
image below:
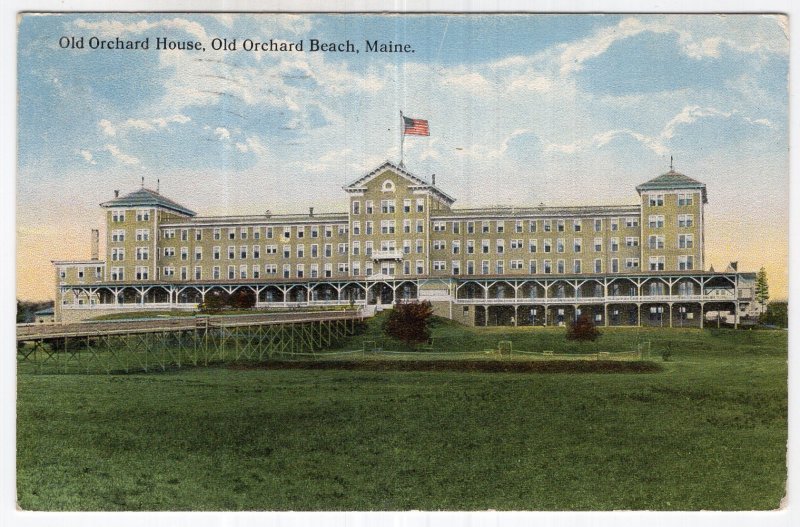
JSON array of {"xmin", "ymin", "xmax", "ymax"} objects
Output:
[{"xmin": 15, "ymin": 13, "xmax": 789, "ymax": 300}]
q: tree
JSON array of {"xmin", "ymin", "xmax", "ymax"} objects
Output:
[
  {"xmin": 761, "ymin": 301, "xmax": 788, "ymax": 328},
  {"xmin": 228, "ymin": 288, "xmax": 256, "ymax": 309},
  {"xmin": 383, "ymin": 301, "xmax": 434, "ymax": 347},
  {"xmin": 199, "ymin": 290, "xmax": 229, "ymax": 313},
  {"xmin": 755, "ymin": 267, "xmax": 770, "ymax": 314},
  {"xmin": 566, "ymin": 314, "xmax": 601, "ymax": 342}
]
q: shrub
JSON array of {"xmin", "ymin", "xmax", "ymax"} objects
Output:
[
  {"xmin": 661, "ymin": 343, "xmax": 673, "ymax": 362},
  {"xmin": 229, "ymin": 289, "xmax": 256, "ymax": 309},
  {"xmin": 199, "ymin": 290, "xmax": 229, "ymax": 313},
  {"xmin": 383, "ymin": 301, "xmax": 434, "ymax": 347},
  {"xmin": 565, "ymin": 314, "xmax": 601, "ymax": 342}
]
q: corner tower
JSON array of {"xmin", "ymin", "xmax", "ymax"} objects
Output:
[{"xmin": 636, "ymin": 166, "xmax": 707, "ymax": 272}]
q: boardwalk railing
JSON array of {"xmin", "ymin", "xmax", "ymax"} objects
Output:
[{"xmin": 17, "ymin": 311, "xmax": 364, "ymax": 374}]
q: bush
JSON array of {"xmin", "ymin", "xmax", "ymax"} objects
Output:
[
  {"xmin": 383, "ymin": 301, "xmax": 434, "ymax": 347},
  {"xmin": 760, "ymin": 301, "xmax": 788, "ymax": 328},
  {"xmin": 565, "ymin": 314, "xmax": 601, "ymax": 342},
  {"xmin": 229, "ymin": 289, "xmax": 256, "ymax": 309},
  {"xmin": 199, "ymin": 290, "xmax": 229, "ymax": 313}
]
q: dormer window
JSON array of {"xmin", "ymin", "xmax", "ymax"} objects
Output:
[{"xmin": 382, "ymin": 180, "xmax": 395, "ymax": 192}]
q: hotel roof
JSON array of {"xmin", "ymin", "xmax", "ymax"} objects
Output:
[
  {"xmin": 100, "ymin": 188, "xmax": 197, "ymax": 216},
  {"xmin": 636, "ymin": 170, "xmax": 708, "ymax": 203}
]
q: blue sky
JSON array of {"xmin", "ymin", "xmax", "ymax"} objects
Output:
[{"xmin": 16, "ymin": 13, "xmax": 789, "ymax": 299}]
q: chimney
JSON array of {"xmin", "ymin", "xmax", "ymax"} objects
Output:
[
  {"xmin": 90, "ymin": 229, "xmax": 100, "ymax": 260},
  {"xmin": 432, "ymin": 174, "xmax": 436, "ymax": 185},
  {"xmin": 309, "ymin": 207, "xmax": 314, "ymax": 217},
  {"xmin": 114, "ymin": 190, "xmax": 119, "ymax": 198}
]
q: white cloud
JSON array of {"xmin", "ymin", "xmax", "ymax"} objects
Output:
[
  {"xmin": 214, "ymin": 127, "xmax": 231, "ymax": 140},
  {"xmin": 78, "ymin": 150, "xmax": 96, "ymax": 165},
  {"xmin": 98, "ymin": 119, "xmax": 116, "ymax": 136},
  {"xmin": 105, "ymin": 144, "xmax": 140, "ymax": 165},
  {"xmin": 74, "ymin": 17, "xmax": 208, "ymax": 41}
]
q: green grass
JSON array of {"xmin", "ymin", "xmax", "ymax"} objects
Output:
[{"xmin": 17, "ymin": 320, "xmax": 787, "ymax": 511}]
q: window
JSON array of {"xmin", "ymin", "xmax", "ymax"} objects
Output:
[
  {"xmin": 625, "ymin": 258, "xmax": 639, "ymax": 269},
  {"xmin": 135, "ymin": 247, "xmax": 149, "ymax": 260},
  {"xmin": 557, "ymin": 259, "xmax": 565, "ymax": 274},
  {"xmin": 403, "ymin": 219, "xmax": 411, "ymax": 233},
  {"xmin": 611, "ymin": 258, "xmax": 620, "ymax": 273},
  {"xmin": 556, "ymin": 239, "xmax": 565, "ymax": 253},
  {"xmin": 467, "ymin": 221, "xmax": 475, "ymax": 234},
  {"xmin": 365, "ymin": 241, "xmax": 373, "ymax": 256},
  {"xmin": 416, "ymin": 239, "xmax": 424, "ymax": 254},
  {"xmin": 180, "ymin": 247, "xmax": 189, "ymax": 261},
  {"xmin": 416, "ymin": 199, "xmax": 424, "ymax": 213},
  {"xmin": 77, "ymin": 268, "xmax": 85, "ymax": 280},
  {"xmin": 594, "ymin": 237, "xmax": 602, "ymax": 252},
  {"xmin": 433, "ymin": 261, "xmax": 446, "ymax": 271},
  {"xmin": 252, "ymin": 265, "xmax": 260, "ymax": 279},
  {"xmin": 213, "ymin": 246, "xmax": 221, "ymax": 260},
  {"xmin": 111, "ymin": 229, "xmax": 125, "ymax": 242},
  {"xmin": 679, "ymin": 234, "xmax": 694, "ymax": 249},
  {"xmin": 266, "ymin": 244, "xmax": 277, "ymax": 255},
  {"xmin": 573, "ymin": 238, "xmax": 582, "ymax": 253},
  {"xmin": 111, "ymin": 248, "xmax": 125, "ymax": 261},
  {"xmin": 529, "ymin": 239, "xmax": 538, "ymax": 253},
  {"xmin": 112, "ymin": 210, "xmax": 125, "ymax": 222},
  {"xmin": 311, "ymin": 244, "xmax": 318, "ymax": 258},
  {"xmin": 297, "ymin": 244, "xmax": 304, "ymax": 258},
  {"xmin": 573, "ymin": 220, "xmax": 582, "ymax": 232},
  {"xmin": 324, "ymin": 226, "xmax": 332, "ymax": 238},
  {"xmin": 135, "ymin": 266, "xmax": 149, "ymax": 280},
  {"xmin": 338, "ymin": 243, "xmax": 348, "ymax": 255},
  {"xmin": 529, "ymin": 260, "xmax": 537, "ymax": 274},
  {"xmin": 365, "ymin": 200, "xmax": 374, "ymax": 214},
  {"xmin": 678, "ymin": 255, "xmax": 694, "ymax": 270},
  {"xmin": 135, "ymin": 229, "xmax": 149, "ymax": 241},
  {"xmin": 611, "ymin": 218, "xmax": 619, "ymax": 231},
  {"xmin": 648, "ymin": 194, "xmax": 664, "ymax": 206},
  {"xmin": 648, "ymin": 215, "xmax": 665, "ymax": 228},
  {"xmin": 352, "ymin": 221, "xmax": 360, "ymax": 235},
  {"xmin": 543, "ymin": 260, "xmax": 552, "ymax": 274},
  {"xmin": 416, "ymin": 220, "xmax": 424, "ymax": 233},
  {"xmin": 253, "ymin": 228, "xmax": 260, "ymax": 240},
  {"xmin": 136, "ymin": 210, "xmax": 150, "ymax": 221},
  {"xmin": 649, "ymin": 256, "xmax": 665, "ymax": 271},
  {"xmin": 265, "ymin": 264, "xmax": 277, "ymax": 276},
  {"xmin": 311, "ymin": 227, "xmax": 318, "ymax": 238},
  {"xmin": 381, "ymin": 220, "xmax": 396, "ymax": 234},
  {"xmin": 213, "ymin": 228, "xmax": 221, "ymax": 240},
  {"xmin": 337, "ymin": 263, "xmax": 349, "ymax": 274},
  {"xmin": 515, "ymin": 220, "xmax": 523, "ymax": 233},
  {"xmin": 297, "ymin": 226, "xmax": 305, "ymax": 239},
  {"xmin": 573, "ymin": 259, "xmax": 582, "ymax": 273},
  {"xmin": 467, "ymin": 261, "xmax": 475, "ymax": 275},
  {"xmin": 610, "ymin": 238, "xmax": 619, "ymax": 252},
  {"xmin": 195, "ymin": 230, "xmax": 202, "ymax": 241},
  {"xmin": 557, "ymin": 219, "xmax": 565, "ymax": 232},
  {"xmin": 678, "ymin": 214, "xmax": 694, "ymax": 228},
  {"xmin": 403, "ymin": 240, "xmax": 411, "ymax": 254},
  {"xmin": 543, "ymin": 239, "xmax": 552, "ymax": 253},
  {"xmin": 228, "ymin": 266, "xmax": 236, "ymax": 279},
  {"xmin": 352, "ymin": 241, "xmax": 360, "ymax": 256},
  {"xmin": 352, "ymin": 201, "xmax": 361, "ymax": 215},
  {"xmin": 433, "ymin": 221, "xmax": 446, "ymax": 232},
  {"xmin": 625, "ymin": 217, "xmax": 639, "ymax": 228},
  {"xmin": 163, "ymin": 247, "xmax": 175, "ymax": 257},
  {"xmin": 228, "ymin": 246, "xmax": 235, "ymax": 259},
  {"xmin": 110, "ymin": 267, "xmax": 124, "ymax": 281},
  {"xmin": 163, "ymin": 266, "xmax": 175, "ymax": 277},
  {"xmin": 283, "ymin": 265, "xmax": 291, "ymax": 279},
  {"xmin": 467, "ymin": 240, "xmax": 475, "ymax": 254},
  {"xmin": 416, "ymin": 260, "xmax": 424, "ymax": 275},
  {"xmin": 511, "ymin": 239, "xmax": 523, "ymax": 250},
  {"xmin": 228, "ymin": 229, "xmax": 236, "ymax": 240},
  {"xmin": 496, "ymin": 240, "xmax": 505, "ymax": 254},
  {"xmin": 163, "ymin": 229, "xmax": 176, "ymax": 240},
  {"xmin": 482, "ymin": 221, "xmax": 490, "ymax": 234},
  {"xmin": 253, "ymin": 245, "xmax": 261, "ymax": 259},
  {"xmin": 625, "ymin": 237, "xmax": 640, "ymax": 247},
  {"xmin": 648, "ymin": 235, "xmax": 665, "ymax": 249},
  {"xmin": 510, "ymin": 260, "xmax": 523, "ymax": 270},
  {"xmin": 452, "ymin": 241, "xmax": 461, "ymax": 254},
  {"xmin": 283, "ymin": 227, "xmax": 291, "ymax": 239},
  {"xmin": 212, "ymin": 266, "xmax": 221, "ymax": 280},
  {"xmin": 528, "ymin": 220, "xmax": 537, "ymax": 233},
  {"xmin": 380, "ymin": 200, "xmax": 395, "ymax": 213},
  {"xmin": 543, "ymin": 220, "xmax": 552, "ymax": 232},
  {"xmin": 496, "ymin": 260, "xmax": 505, "ymax": 274},
  {"xmin": 296, "ymin": 264, "xmax": 304, "ymax": 279},
  {"xmin": 594, "ymin": 219, "xmax": 602, "ymax": 232},
  {"xmin": 403, "ymin": 199, "xmax": 411, "ymax": 213},
  {"xmin": 194, "ymin": 266, "xmax": 202, "ymax": 280},
  {"xmin": 452, "ymin": 222, "xmax": 461, "ymax": 234},
  {"xmin": 241, "ymin": 228, "xmax": 249, "ymax": 240},
  {"xmin": 594, "ymin": 259, "xmax": 602, "ymax": 273},
  {"xmin": 678, "ymin": 193, "xmax": 694, "ymax": 207},
  {"xmin": 266, "ymin": 227, "xmax": 274, "ymax": 239},
  {"xmin": 366, "ymin": 221, "xmax": 374, "ymax": 235}
]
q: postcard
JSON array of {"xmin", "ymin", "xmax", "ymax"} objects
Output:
[{"xmin": 12, "ymin": 9, "xmax": 791, "ymax": 520}]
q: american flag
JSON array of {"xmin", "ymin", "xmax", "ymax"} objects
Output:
[{"xmin": 403, "ymin": 116, "xmax": 430, "ymax": 136}]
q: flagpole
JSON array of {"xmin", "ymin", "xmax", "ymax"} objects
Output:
[{"xmin": 399, "ymin": 110, "xmax": 405, "ymax": 168}]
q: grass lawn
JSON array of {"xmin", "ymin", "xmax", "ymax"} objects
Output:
[{"xmin": 16, "ymin": 321, "xmax": 787, "ymax": 511}]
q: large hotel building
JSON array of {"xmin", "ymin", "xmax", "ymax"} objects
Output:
[{"xmin": 53, "ymin": 161, "xmax": 756, "ymax": 326}]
